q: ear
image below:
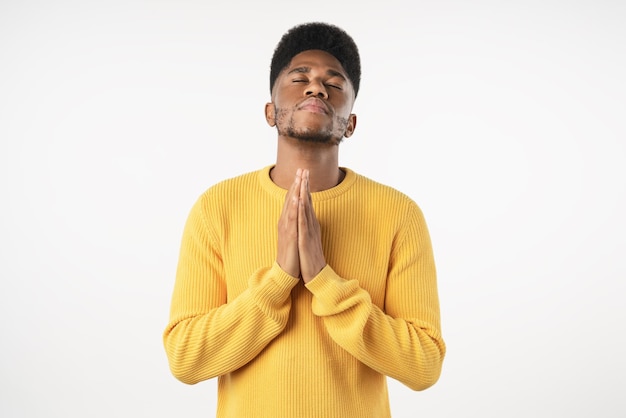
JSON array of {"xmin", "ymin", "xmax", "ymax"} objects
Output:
[
  {"xmin": 344, "ymin": 113, "xmax": 357, "ymax": 138},
  {"xmin": 265, "ymin": 102, "xmax": 276, "ymax": 127}
]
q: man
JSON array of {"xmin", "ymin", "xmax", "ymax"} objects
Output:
[{"xmin": 163, "ymin": 22, "xmax": 445, "ymax": 417}]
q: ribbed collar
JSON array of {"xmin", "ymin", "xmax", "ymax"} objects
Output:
[{"xmin": 258, "ymin": 165, "xmax": 358, "ymax": 202}]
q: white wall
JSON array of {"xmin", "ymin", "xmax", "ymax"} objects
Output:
[{"xmin": 1, "ymin": 0, "xmax": 625, "ymax": 416}]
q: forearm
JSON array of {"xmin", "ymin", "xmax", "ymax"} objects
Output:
[
  {"xmin": 307, "ymin": 266, "xmax": 445, "ymax": 390},
  {"xmin": 164, "ymin": 263, "xmax": 298, "ymax": 384}
]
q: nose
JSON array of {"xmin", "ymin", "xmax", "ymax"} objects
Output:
[{"xmin": 305, "ymin": 80, "xmax": 328, "ymax": 99}]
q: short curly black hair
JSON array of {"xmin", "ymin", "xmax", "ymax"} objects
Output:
[{"xmin": 269, "ymin": 22, "xmax": 361, "ymax": 97}]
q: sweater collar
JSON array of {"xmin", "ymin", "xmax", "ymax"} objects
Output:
[{"xmin": 258, "ymin": 165, "xmax": 358, "ymax": 202}]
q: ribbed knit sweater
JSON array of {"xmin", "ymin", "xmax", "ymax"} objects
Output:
[{"xmin": 163, "ymin": 165, "xmax": 445, "ymax": 418}]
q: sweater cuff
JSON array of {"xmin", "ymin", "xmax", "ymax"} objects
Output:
[
  {"xmin": 249, "ymin": 262, "xmax": 299, "ymax": 308},
  {"xmin": 269, "ymin": 261, "xmax": 300, "ymax": 290},
  {"xmin": 305, "ymin": 265, "xmax": 371, "ymax": 317},
  {"xmin": 304, "ymin": 264, "xmax": 340, "ymax": 292}
]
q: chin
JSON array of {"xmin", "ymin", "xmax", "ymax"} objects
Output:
[
  {"xmin": 284, "ymin": 125, "xmax": 330, "ymax": 142},
  {"xmin": 298, "ymin": 136, "xmax": 333, "ymax": 144},
  {"xmin": 294, "ymin": 129, "xmax": 334, "ymax": 143}
]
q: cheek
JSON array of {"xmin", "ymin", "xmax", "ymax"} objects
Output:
[
  {"xmin": 333, "ymin": 93, "xmax": 355, "ymax": 115},
  {"xmin": 273, "ymin": 86, "xmax": 299, "ymax": 106},
  {"xmin": 274, "ymin": 107, "xmax": 295, "ymax": 126},
  {"xmin": 333, "ymin": 103, "xmax": 353, "ymax": 121}
]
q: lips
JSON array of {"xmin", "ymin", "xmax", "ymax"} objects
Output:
[{"xmin": 298, "ymin": 98, "xmax": 329, "ymax": 114}]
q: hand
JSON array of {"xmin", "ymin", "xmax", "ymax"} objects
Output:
[
  {"xmin": 297, "ymin": 169, "xmax": 327, "ymax": 283},
  {"xmin": 276, "ymin": 169, "xmax": 302, "ymax": 278}
]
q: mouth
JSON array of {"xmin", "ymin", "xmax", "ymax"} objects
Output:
[{"xmin": 298, "ymin": 98, "xmax": 329, "ymax": 114}]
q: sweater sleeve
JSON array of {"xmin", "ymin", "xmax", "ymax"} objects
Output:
[
  {"xmin": 306, "ymin": 203, "xmax": 446, "ymax": 391},
  {"xmin": 163, "ymin": 194, "xmax": 298, "ymax": 385}
]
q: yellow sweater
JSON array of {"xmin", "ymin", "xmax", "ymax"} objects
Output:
[{"xmin": 163, "ymin": 166, "xmax": 445, "ymax": 418}]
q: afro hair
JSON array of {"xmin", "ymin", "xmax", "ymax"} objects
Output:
[{"xmin": 269, "ymin": 22, "xmax": 361, "ymax": 97}]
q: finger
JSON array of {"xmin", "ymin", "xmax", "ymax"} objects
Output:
[
  {"xmin": 305, "ymin": 169, "xmax": 313, "ymax": 207},
  {"xmin": 279, "ymin": 170, "xmax": 300, "ymax": 223},
  {"xmin": 290, "ymin": 168, "xmax": 302, "ymax": 195},
  {"xmin": 277, "ymin": 168, "xmax": 303, "ymax": 278},
  {"xmin": 299, "ymin": 169, "xmax": 308, "ymax": 204},
  {"xmin": 299, "ymin": 169, "xmax": 311, "ymax": 223}
]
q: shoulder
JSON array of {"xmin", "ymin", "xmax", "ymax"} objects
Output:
[
  {"xmin": 347, "ymin": 169, "xmax": 429, "ymax": 228},
  {"xmin": 199, "ymin": 168, "xmax": 265, "ymax": 200},
  {"xmin": 187, "ymin": 168, "xmax": 268, "ymax": 219},
  {"xmin": 207, "ymin": 169, "xmax": 261, "ymax": 192},
  {"xmin": 351, "ymin": 170, "xmax": 417, "ymax": 206}
]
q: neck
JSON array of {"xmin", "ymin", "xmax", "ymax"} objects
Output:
[{"xmin": 270, "ymin": 137, "xmax": 344, "ymax": 192}]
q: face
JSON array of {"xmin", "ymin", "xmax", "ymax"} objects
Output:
[{"xmin": 265, "ymin": 49, "xmax": 357, "ymax": 145}]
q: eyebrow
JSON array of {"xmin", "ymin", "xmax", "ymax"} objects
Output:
[{"xmin": 287, "ymin": 66, "xmax": 347, "ymax": 81}]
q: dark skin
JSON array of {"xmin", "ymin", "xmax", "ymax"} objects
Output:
[{"xmin": 264, "ymin": 49, "xmax": 357, "ymax": 283}]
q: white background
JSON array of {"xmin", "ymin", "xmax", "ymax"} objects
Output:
[{"xmin": 1, "ymin": 0, "xmax": 625, "ymax": 417}]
